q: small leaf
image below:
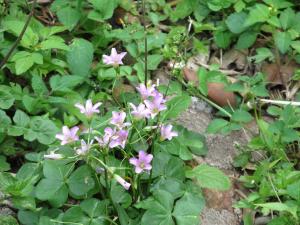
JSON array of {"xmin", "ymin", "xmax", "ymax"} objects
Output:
[
  {"xmin": 57, "ymin": 7, "xmax": 81, "ymax": 30},
  {"xmin": 207, "ymin": 119, "xmax": 229, "ymax": 134},
  {"xmin": 274, "ymin": 32, "xmax": 292, "ymax": 54},
  {"xmin": 231, "ymin": 110, "xmax": 253, "ymax": 123},
  {"xmin": 0, "ymin": 90, "xmax": 15, "ymax": 109},
  {"xmin": 186, "ymin": 164, "xmax": 231, "ymax": 190}
]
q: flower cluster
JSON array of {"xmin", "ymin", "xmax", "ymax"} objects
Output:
[
  {"xmin": 95, "ymin": 111, "xmax": 130, "ymax": 149},
  {"xmin": 49, "ymin": 49, "xmax": 179, "ymax": 191}
]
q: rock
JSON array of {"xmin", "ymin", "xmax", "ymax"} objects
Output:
[{"xmin": 201, "ymin": 208, "xmax": 238, "ymax": 225}]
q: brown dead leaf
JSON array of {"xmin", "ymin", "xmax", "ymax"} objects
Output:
[
  {"xmin": 221, "ymin": 49, "xmax": 248, "ymax": 71},
  {"xmin": 262, "ymin": 61, "xmax": 298, "ymax": 86},
  {"xmin": 183, "ymin": 67, "xmax": 236, "ymax": 107}
]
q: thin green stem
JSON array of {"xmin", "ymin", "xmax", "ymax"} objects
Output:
[{"xmin": 141, "ymin": 0, "xmax": 148, "ymax": 85}]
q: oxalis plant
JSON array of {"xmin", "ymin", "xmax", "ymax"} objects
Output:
[{"xmin": 0, "ymin": 48, "xmax": 230, "ymax": 225}]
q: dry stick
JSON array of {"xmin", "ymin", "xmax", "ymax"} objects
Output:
[
  {"xmin": 259, "ymin": 99, "xmax": 300, "ymax": 106},
  {"xmin": 0, "ymin": 0, "xmax": 37, "ymax": 69}
]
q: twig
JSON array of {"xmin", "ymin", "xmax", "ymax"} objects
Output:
[
  {"xmin": 194, "ymin": 61, "xmax": 243, "ymax": 75},
  {"xmin": 0, "ymin": 0, "xmax": 37, "ymax": 69},
  {"xmin": 259, "ymin": 99, "xmax": 300, "ymax": 106}
]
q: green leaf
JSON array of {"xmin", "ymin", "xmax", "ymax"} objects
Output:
[
  {"xmin": 0, "ymin": 156, "xmax": 10, "ymax": 172},
  {"xmin": 255, "ymin": 202, "xmax": 297, "ymax": 219},
  {"xmin": 0, "ymin": 215, "xmax": 19, "ymax": 225},
  {"xmin": 27, "ymin": 117, "xmax": 58, "ymax": 145},
  {"xmin": 88, "ymin": 0, "xmax": 118, "ymax": 21},
  {"xmin": 162, "ymin": 94, "xmax": 191, "ymax": 120},
  {"xmin": 244, "ymin": 4, "xmax": 270, "ymax": 26},
  {"xmin": 274, "ymin": 32, "xmax": 292, "ymax": 54},
  {"xmin": 170, "ymin": 0, "xmax": 196, "ymax": 22},
  {"xmin": 18, "ymin": 210, "xmax": 39, "ymax": 225},
  {"xmin": 67, "ymin": 38, "xmax": 94, "ymax": 77},
  {"xmin": 147, "ymin": 54, "xmax": 163, "ymax": 70},
  {"xmin": 207, "ymin": 119, "xmax": 229, "ymax": 134},
  {"xmin": 279, "ymin": 7, "xmax": 295, "ymax": 30},
  {"xmin": 67, "ymin": 165, "xmax": 95, "ymax": 196},
  {"xmin": 249, "ymin": 48, "xmax": 274, "ymax": 63},
  {"xmin": 0, "ymin": 109, "xmax": 11, "ymax": 132},
  {"xmin": 231, "ymin": 110, "xmax": 253, "ymax": 123},
  {"xmin": 173, "ymin": 192, "xmax": 205, "ymax": 225},
  {"xmin": 50, "ymin": 75, "xmax": 84, "ymax": 92},
  {"xmin": 287, "ymin": 180, "xmax": 300, "ymax": 201},
  {"xmin": 214, "ymin": 31, "xmax": 232, "ymax": 49},
  {"xmin": 152, "ymin": 151, "xmax": 185, "ymax": 181},
  {"xmin": 57, "ymin": 7, "xmax": 81, "ymax": 30},
  {"xmin": 40, "ymin": 36, "xmax": 69, "ymax": 51},
  {"xmin": 226, "ymin": 12, "xmax": 248, "ymax": 34},
  {"xmin": 0, "ymin": 89, "xmax": 14, "ymax": 109},
  {"xmin": 290, "ymin": 41, "xmax": 300, "ymax": 54},
  {"xmin": 2, "ymin": 20, "xmax": 38, "ymax": 47},
  {"xmin": 186, "ymin": 164, "xmax": 231, "ymax": 190},
  {"xmin": 236, "ymin": 31, "xmax": 257, "ymax": 49},
  {"xmin": 111, "ymin": 183, "xmax": 132, "ymax": 208},
  {"xmin": 141, "ymin": 190, "xmax": 175, "ymax": 225},
  {"xmin": 31, "ymin": 74, "xmax": 48, "ymax": 96},
  {"xmin": 15, "ymin": 57, "xmax": 34, "ymax": 75},
  {"xmin": 13, "ymin": 110, "xmax": 30, "ymax": 127},
  {"xmin": 80, "ymin": 198, "xmax": 108, "ymax": 218}
]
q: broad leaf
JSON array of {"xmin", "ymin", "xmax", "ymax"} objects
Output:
[{"xmin": 186, "ymin": 164, "xmax": 231, "ymax": 190}]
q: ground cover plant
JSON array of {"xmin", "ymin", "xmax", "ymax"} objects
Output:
[{"xmin": 1, "ymin": 0, "xmax": 300, "ymax": 225}]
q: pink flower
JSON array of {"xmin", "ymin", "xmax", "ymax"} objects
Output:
[
  {"xmin": 144, "ymin": 93, "xmax": 167, "ymax": 118},
  {"xmin": 109, "ymin": 129, "xmax": 128, "ymax": 149},
  {"xmin": 76, "ymin": 139, "xmax": 93, "ymax": 155},
  {"xmin": 160, "ymin": 124, "xmax": 178, "ymax": 141},
  {"xmin": 110, "ymin": 111, "xmax": 131, "ymax": 128},
  {"xmin": 114, "ymin": 174, "xmax": 131, "ymax": 190},
  {"xmin": 95, "ymin": 127, "xmax": 128, "ymax": 149},
  {"xmin": 44, "ymin": 151, "xmax": 63, "ymax": 160},
  {"xmin": 129, "ymin": 103, "xmax": 151, "ymax": 120},
  {"xmin": 95, "ymin": 127, "xmax": 115, "ymax": 147},
  {"xmin": 136, "ymin": 83, "xmax": 158, "ymax": 99},
  {"xmin": 102, "ymin": 48, "xmax": 127, "ymax": 66},
  {"xmin": 75, "ymin": 99, "xmax": 102, "ymax": 118},
  {"xmin": 129, "ymin": 150, "xmax": 153, "ymax": 174},
  {"xmin": 55, "ymin": 126, "xmax": 79, "ymax": 145}
]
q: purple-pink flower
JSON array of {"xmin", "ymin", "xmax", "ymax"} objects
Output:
[
  {"xmin": 129, "ymin": 103, "xmax": 151, "ymax": 120},
  {"xmin": 160, "ymin": 124, "xmax": 178, "ymax": 141},
  {"xmin": 114, "ymin": 174, "xmax": 131, "ymax": 190},
  {"xmin": 95, "ymin": 127, "xmax": 115, "ymax": 147},
  {"xmin": 110, "ymin": 129, "xmax": 128, "ymax": 149},
  {"xmin": 110, "ymin": 111, "xmax": 130, "ymax": 128},
  {"xmin": 55, "ymin": 126, "xmax": 79, "ymax": 145},
  {"xmin": 75, "ymin": 99, "xmax": 102, "ymax": 118},
  {"xmin": 95, "ymin": 127, "xmax": 128, "ymax": 149},
  {"xmin": 136, "ymin": 83, "xmax": 158, "ymax": 99},
  {"xmin": 76, "ymin": 140, "xmax": 93, "ymax": 155},
  {"xmin": 103, "ymin": 48, "xmax": 127, "ymax": 66},
  {"xmin": 144, "ymin": 93, "xmax": 167, "ymax": 118},
  {"xmin": 129, "ymin": 150, "xmax": 153, "ymax": 174}
]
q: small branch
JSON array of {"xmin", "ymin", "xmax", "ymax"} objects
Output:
[
  {"xmin": 259, "ymin": 99, "xmax": 300, "ymax": 106},
  {"xmin": 194, "ymin": 61, "xmax": 242, "ymax": 75},
  {"xmin": 0, "ymin": 0, "xmax": 37, "ymax": 69}
]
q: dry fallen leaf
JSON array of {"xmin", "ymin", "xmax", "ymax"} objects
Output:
[
  {"xmin": 262, "ymin": 61, "xmax": 298, "ymax": 86},
  {"xmin": 183, "ymin": 67, "xmax": 236, "ymax": 107}
]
